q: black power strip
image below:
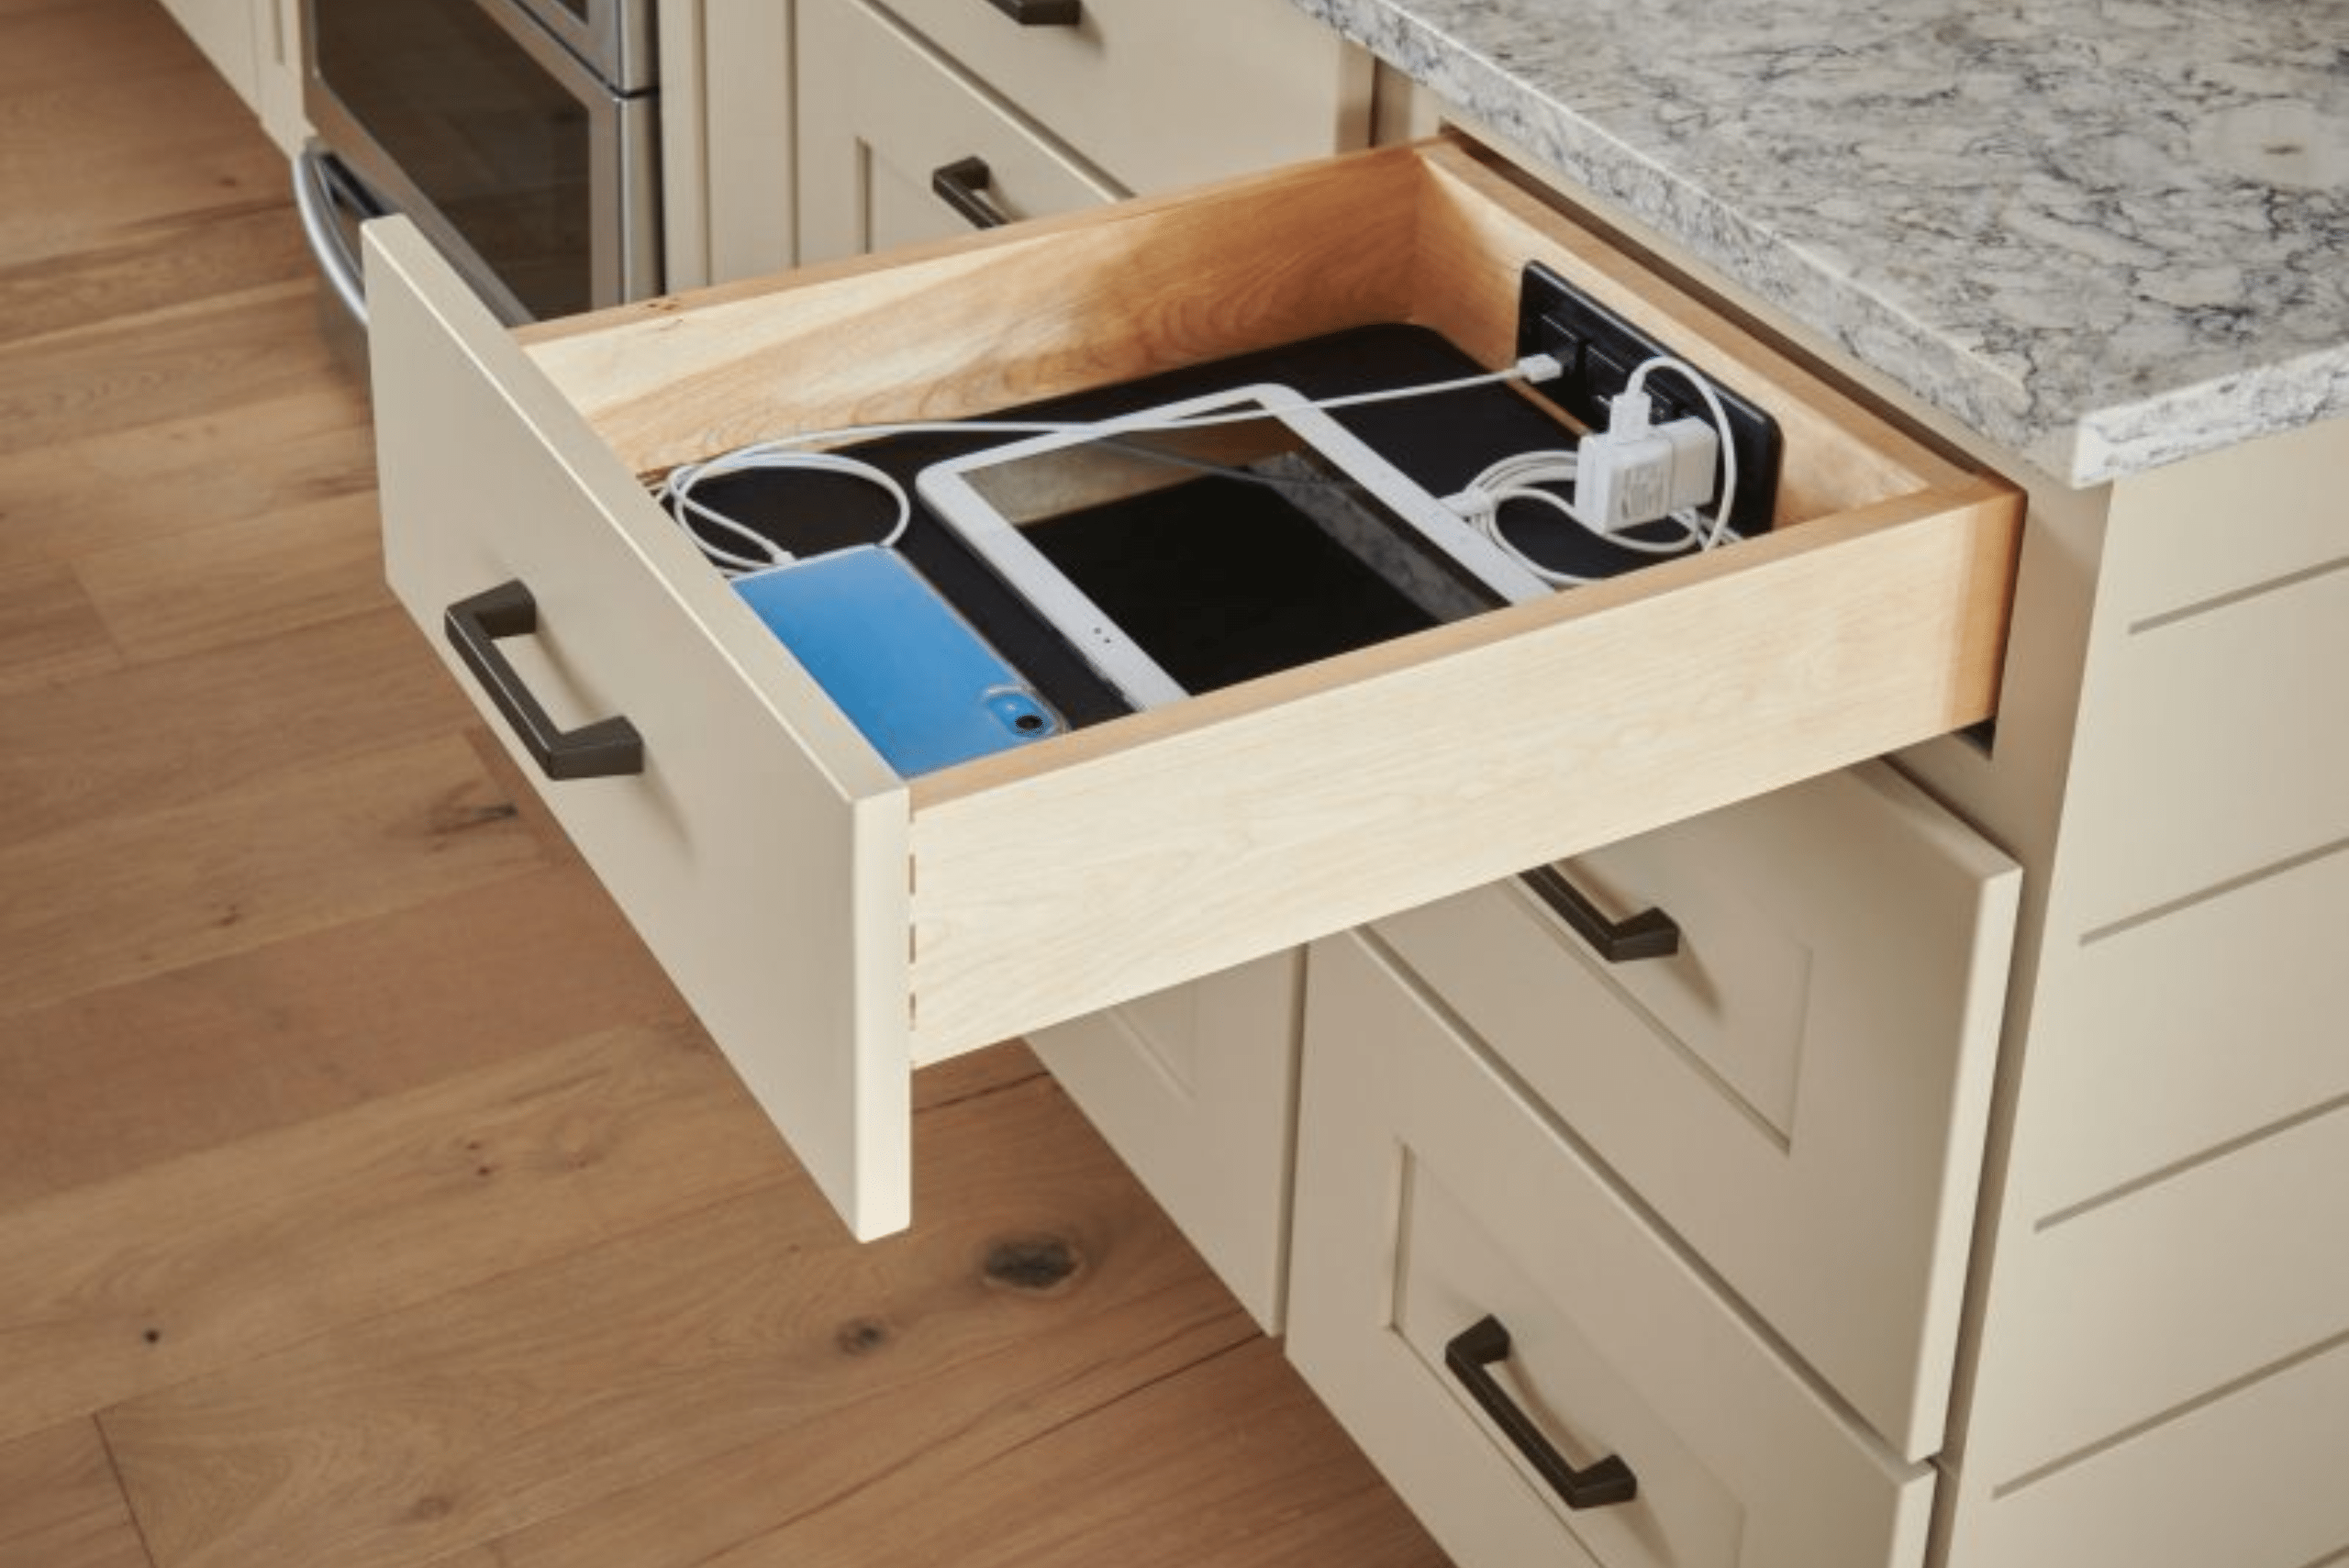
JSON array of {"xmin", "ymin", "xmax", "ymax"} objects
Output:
[{"xmin": 1514, "ymin": 261, "xmax": 1783, "ymax": 538}]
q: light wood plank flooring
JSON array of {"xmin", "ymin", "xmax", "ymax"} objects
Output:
[{"xmin": 0, "ymin": 5, "xmax": 1448, "ymax": 1564}]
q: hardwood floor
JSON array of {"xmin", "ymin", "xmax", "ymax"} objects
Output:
[{"xmin": 0, "ymin": 5, "xmax": 1447, "ymax": 1565}]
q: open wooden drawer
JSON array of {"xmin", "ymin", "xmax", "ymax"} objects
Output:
[{"xmin": 365, "ymin": 137, "xmax": 2018, "ymax": 1240}]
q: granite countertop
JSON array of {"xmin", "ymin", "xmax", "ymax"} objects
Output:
[{"xmin": 1286, "ymin": 0, "xmax": 2349, "ymax": 486}]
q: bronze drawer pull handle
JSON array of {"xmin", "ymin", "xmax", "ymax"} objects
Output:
[
  {"xmin": 930, "ymin": 156, "xmax": 1011, "ymax": 230},
  {"xmin": 445, "ymin": 581, "xmax": 644, "ymax": 781},
  {"xmin": 1445, "ymin": 1316, "xmax": 1639, "ymax": 1510},
  {"xmin": 1520, "ymin": 865, "xmax": 1680, "ymax": 962},
  {"xmin": 985, "ymin": 0, "xmax": 1082, "ymax": 23}
]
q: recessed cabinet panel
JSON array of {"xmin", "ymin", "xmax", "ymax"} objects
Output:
[
  {"xmin": 1026, "ymin": 952, "xmax": 1302, "ymax": 1331},
  {"xmin": 368, "ymin": 138, "xmax": 2017, "ymax": 1240}
]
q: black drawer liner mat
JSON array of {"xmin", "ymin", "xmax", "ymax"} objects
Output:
[{"xmin": 671, "ymin": 324, "xmax": 1687, "ymax": 732}]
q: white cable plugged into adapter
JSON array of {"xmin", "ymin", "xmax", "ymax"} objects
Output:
[
  {"xmin": 1443, "ymin": 351, "xmax": 1742, "ymax": 586},
  {"xmin": 655, "ymin": 354, "xmax": 1569, "ymax": 578},
  {"xmin": 655, "ymin": 347, "xmax": 1744, "ymax": 594},
  {"xmin": 1574, "ymin": 388, "xmax": 1720, "ymax": 536}
]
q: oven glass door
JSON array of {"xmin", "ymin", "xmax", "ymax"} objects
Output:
[{"xmin": 311, "ymin": 0, "xmax": 653, "ymax": 321}]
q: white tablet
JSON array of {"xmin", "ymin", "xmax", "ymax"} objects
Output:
[{"xmin": 915, "ymin": 383, "xmax": 1552, "ymax": 710}]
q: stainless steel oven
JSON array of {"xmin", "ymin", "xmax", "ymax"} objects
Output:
[{"xmin": 295, "ymin": 0, "xmax": 661, "ymax": 327}]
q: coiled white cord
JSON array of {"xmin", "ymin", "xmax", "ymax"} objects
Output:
[
  {"xmin": 655, "ymin": 350, "xmax": 1746, "ymax": 590},
  {"xmin": 653, "ymin": 359, "xmax": 1564, "ymax": 576},
  {"xmin": 1443, "ymin": 355, "xmax": 1742, "ymax": 586}
]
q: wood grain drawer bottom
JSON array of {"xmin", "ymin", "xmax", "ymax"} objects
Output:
[{"xmin": 1286, "ymin": 933, "xmax": 1934, "ymax": 1568}]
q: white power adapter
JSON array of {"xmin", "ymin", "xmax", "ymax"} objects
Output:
[{"xmin": 1574, "ymin": 389, "xmax": 1720, "ymax": 533}]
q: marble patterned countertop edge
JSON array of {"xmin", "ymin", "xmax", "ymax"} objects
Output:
[{"xmin": 1286, "ymin": 0, "xmax": 2349, "ymax": 488}]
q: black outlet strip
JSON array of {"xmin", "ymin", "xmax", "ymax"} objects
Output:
[{"xmin": 1514, "ymin": 261, "xmax": 1783, "ymax": 538}]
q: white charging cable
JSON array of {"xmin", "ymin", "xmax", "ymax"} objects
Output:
[
  {"xmin": 654, "ymin": 356, "xmax": 1567, "ymax": 576},
  {"xmin": 1443, "ymin": 353, "xmax": 1742, "ymax": 586},
  {"xmin": 655, "ymin": 350, "xmax": 1745, "ymax": 591}
]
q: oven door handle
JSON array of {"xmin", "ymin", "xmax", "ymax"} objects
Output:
[{"xmin": 294, "ymin": 146, "xmax": 372, "ymax": 328}]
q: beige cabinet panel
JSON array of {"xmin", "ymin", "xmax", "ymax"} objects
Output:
[
  {"xmin": 251, "ymin": 0, "xmax": 305, "ymax": 153},
  {"xmin": 2025, "ymin": 840, "xmax": 2349, "ymax": 1214},
  {"xmin": 1994, "ymin": 1100, "xmax": 2349, "ymax": 1486},
  {"xmin": 364, "ymin": 138, "xmax": 2015, "ymax": 1241},
  {"xmin": 1960, "ymin": 1333, "xmax": 2349, "ymax": 1568},
  {"xmin": 1372, "ymin": 761, "xmax": 2017, "ymax": 1459},
  {"xmin": 796, "ymin": 0, "xmax": 1119, "ymax": 265},
  {"xmin": 2096, "ymin": 414, "xmax": 2349, "ymax": 628},
  {"xmin": 1025, "ymin": 952, "xmax": 1301, "ymax": 1331},
  {"xmin": 881, "ymin": 0, "xmax": 1370, "ymax": 194},
  {"xmin": 1286, "ymin": 933, "xmax": 1935, "ymax": 1568},
  {"xmin": 2062, "ymin": 558, "xmax": 2348, "ymax": 931},
  {"xmin": 159, "ymin": 0, "xmax": 259, "ymax": 106}
]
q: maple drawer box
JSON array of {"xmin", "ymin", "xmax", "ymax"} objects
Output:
[{"xmin": 364, "ymin": 137, "xmax": 2019, "ymax": 1240}]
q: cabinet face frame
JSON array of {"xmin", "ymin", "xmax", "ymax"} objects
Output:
[{"xmin": 367, "ymin": 137, "xmax": 2019, "ymax": 1240}]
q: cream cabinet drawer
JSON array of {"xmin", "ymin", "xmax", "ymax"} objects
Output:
[
  {"xmin": 364, "ymin": 138, "xmax": 2017, "ymax": 1241},
  {"xmin": 1373, "ymin": 762, "xmax": 2018, "ymax": 1459},
  {"xmin": 1287, "ymin": 933, "xmax": 1935, "ymax": 1568},
  {"xmin": 877, "ymin": 0, "xmax": 1367, "ymax": 195},
  {"xmin": 1025, "ymin": 951, "xmax": 1301, "ymax": 1332},
  {"xmin": 796, "ymin": 0, "xmax": 1120, "ymax": 265}
]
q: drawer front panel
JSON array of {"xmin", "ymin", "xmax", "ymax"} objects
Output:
[
  {"xmin": 1287, "ymin": 933, "xmax": 1934, "ymax": 1568},
  {"xmin": 798, "ymin": 0, "xmax": 1119, "ymax": 266},
  {"xmin": 367, "ymin": 222, "xmax": 922, "ymax": 1240},
  {"xmin": 1024, "ymin": 951, "xmax": 1301, "ymax": 1331},
  {"xmin": 878, "ymin": 0, "xmax": 1367, "ymax": 195},
  {"xmin": 1372, "ymin": 762, "xmax": 2018, "ymax": 1459},
  {"xmin": 386, "ymin": 139, "xmax": 2015, "ymax": 1243}
]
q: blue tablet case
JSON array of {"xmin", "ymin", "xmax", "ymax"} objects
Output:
[{"xmin": 731, "ymin": 547, "xmax": 1061, "ymax": 776}]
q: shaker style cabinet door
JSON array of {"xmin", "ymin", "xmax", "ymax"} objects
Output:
[
  {"xmin": 1373, "ymin": 761, "xmax": 2020, "ymax": 1458},
  {"xmin": 1286, "ymin": 933, "xmax": 1938, "ymax": 1568}
]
